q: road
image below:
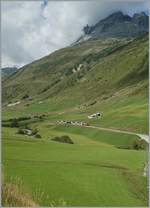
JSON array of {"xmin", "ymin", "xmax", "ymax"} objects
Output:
[
  {"xmin": 50, "ymin": 121, "xmax": 149, "ymax": 143},
  {"xmin": 85, "ymin": 125, "xmax": 149, "ymax": 143}
]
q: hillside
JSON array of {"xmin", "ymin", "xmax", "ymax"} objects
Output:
[
  {"xmin": 2, "ymin": 34, "xmax": 148, "ymax": 133},
  {"xmin": 1, "ymin": 67, "xmax": 19, "ymax": 80},
  {"xmin": 1, "ymin": 38, "xmax": 126, "ymax": 100},
  {"xmin": 3, "ymin": 35, "xmax": 148, "ymax": 101}
]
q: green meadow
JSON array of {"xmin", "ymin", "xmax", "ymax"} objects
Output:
[{"xmin": 2, "ymin": 123, "xmax": 148, "ymax": 206}]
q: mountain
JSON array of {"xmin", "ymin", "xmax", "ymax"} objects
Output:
[
  {"xmin": 2, "ymin": 12, "xmax": 148, "ymax": 132},
  {"xmin": 1, "ymin": 67, "xmax": 19, "ymax": 80},
  {"xmin": 2, "ymin": 11, "xmax": 148, "ymax": 105},
  {"xmin": 77, "ymin": 11, "xmax": 148, "ymax": 43}
]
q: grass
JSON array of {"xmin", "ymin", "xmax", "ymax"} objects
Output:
[
  {"xmin": 3, "ymin": 35, "xmax": 148, "ymax": 105},
  {"xmin": 2, "ymin": 181, "xmax": 37, "ymax": 207},
  {"xmin": 88, "ymin": 92, "xmax": 149, "ymax": 133},
  {"xmin": 2, "ymin": 125, "xmax": 148, "ymax": 206},
  {"xmin": 50, "ymin": 125, "xmax": 138, "ymax": 147},
  {"xmin": 2, "ymin": 85, "xmax": 148, "ymax": 134}
]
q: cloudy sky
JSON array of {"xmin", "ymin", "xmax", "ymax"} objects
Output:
[{"xmin": 1, "ymin": 0, "xmax": 148, "ymax": 68}]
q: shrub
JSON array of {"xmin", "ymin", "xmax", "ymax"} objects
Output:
[
  {"xmin": 51, "ymin": 135, "xmax": 74, "ymax": 144},
  {"xmin": 9, "ymin": 119, "xmax": 19, "ymax": 128},
  {"xmin": 35, "ymin": 134, "xmax": 42, "ymax": 139},
  {"xmin": 18, "ymin": 128, "xmax": 25, "ymax": 135},
  {"xmin": 132, "ymin": 139, "xmax": 147, "ymax": 150},
  {"xmin": 22, "ymin": 94, "xmax": 29, "ymax": 99},
  {"xmin": 117, "ymin": 139, "xmax": 148, "ymax": 150},
  {"xmin": 32, "ymin": 128, "xmax": 38, "ymax": 135},
  {"xmin": 17, "ymin": 117, "xmax": 31, "ymax": 121}
]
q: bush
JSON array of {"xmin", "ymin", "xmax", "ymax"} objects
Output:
[
  {"xmin": 22, "ymin": 94, "xmax": 29, "ymax": 99},
  {"xmin": 9, "ymin": 119, "xmax": 19, "ymax": 128},
  {"xmin": 51, "ymin": 135, "xmax": 74, "ymax": 144},
  {"xmin": 117, "ymin": 139, "xmax": 148, "ymax": 150},
  {"xmin": 35, "ymin": 134, "xmax": 41, "ymax": 139},
  {"xmin": 17, "ymin": 117, "xmax": 31, "ymax": 121},
  {"xmin": 132, "ymin": 139, "xmax": 147, "ymax": 150},
  {"xmin": 3, "ymin": 117, "xmax": 31, "ymax": 123},
  {"xmin": 18, "ymin": 128, "xmax": 25, "ymax": 135},
  {"xmin": 32, "ymin": 128, "xmax": 38, "ymax": 135}
]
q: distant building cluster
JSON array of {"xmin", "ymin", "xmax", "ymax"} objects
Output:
[
  {"xmin": 57, "ymin": 120, "xmax": 89, "ymax": 126},
  {"xmin": 88, "ymin": 112, "xmax": 101, "ymax": 119}
]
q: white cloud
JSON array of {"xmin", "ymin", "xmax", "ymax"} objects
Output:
[{"xmin": 1, "ymin": 0, "xmax": 148, "ymax": 67}]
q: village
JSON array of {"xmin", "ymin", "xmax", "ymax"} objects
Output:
[
  {"xmin": 57, "ymin": 120, "xmax": 89, "ymax": 126},
  {"xmin": 56, "ymin": 112, "xmax": 102, "ymax": 127}
]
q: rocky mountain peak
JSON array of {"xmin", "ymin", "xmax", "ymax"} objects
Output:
[
  {"xmin": 77, "ymin": 11, "xmax": 148, "ymax": 43},
  {"xmin": 132, "ymin": 12, "xmax": 148, "ymax": 28},
  {"xmin": 103, "ymin": 11, "xmax": 131, "ymax": 23}
]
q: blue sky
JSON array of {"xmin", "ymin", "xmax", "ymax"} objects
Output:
[{"xmin": 1, "ymin": 0, "xmax": 149, "ymax": 67}]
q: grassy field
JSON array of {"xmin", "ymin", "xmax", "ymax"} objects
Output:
[
  {"xmin": 2, "ymin": 123, "xmax": 148, "ymax": 206},
  {"xmin": 3, "ymin": 85, "xmax": 148, "ymax": 134},
  {"xmin": 2, "ymin": 34, "xmax": 148, "ymax": 206}
]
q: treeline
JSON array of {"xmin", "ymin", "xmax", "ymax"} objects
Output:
[{"xmin": 2, "ymin": 115, "xmax": 45, "ymax": 128}]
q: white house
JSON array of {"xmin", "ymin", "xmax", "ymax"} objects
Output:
[{"xmin": 88, "ymin": 112, "xmax": 101, "ymax": 119}]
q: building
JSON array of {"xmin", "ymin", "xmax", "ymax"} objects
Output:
[{"xmin": 88, "ymin": 112, "xmax": 101, "ymax": 119}]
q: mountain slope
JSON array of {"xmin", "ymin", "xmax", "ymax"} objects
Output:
[
  {"xmin": 3, "ymin": 11, "xmax": 148, "ymax": 104},
  {"xmin": 3, "ymin": 34, "xmax": 148, "ymax": 103},
  {"xmin": 2, "ymin": 34, "xmax": 148, "ymax": 133},
  {"xmin": 1, "ymin": 67, "xmax": 19, "ymax": 80}
]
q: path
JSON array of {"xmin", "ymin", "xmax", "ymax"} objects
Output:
[
  {"xmin": 86, "ymin": 125, "xmax": 149, "ymax": 143},
  {"xmin": 50, "ymin": 121, "xmax": 149, "ymax": 143}
]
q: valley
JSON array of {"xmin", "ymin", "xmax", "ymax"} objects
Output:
[{"xmin": 2, "ymin": 11, "xmax": 149, "ymax": 207}]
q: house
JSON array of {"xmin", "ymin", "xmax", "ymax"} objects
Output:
[
  {"xmin": 19, "ymin": 128, "xmax": 32, "ymax": 136},
  {"xmin": 66, "ymin": 121, "xmax": 71, "ymax": 125},
  {"xmin": 88, "ymin": 112, "xmax": 101, "ymax": 119},
  {"xmin": 81, "ymin": 122, "xmax": 88, "ymax": 126}
]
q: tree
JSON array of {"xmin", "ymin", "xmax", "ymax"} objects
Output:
[{"xmin": 10, "ymin": 119, "xmax": 19, "ymax": 128}]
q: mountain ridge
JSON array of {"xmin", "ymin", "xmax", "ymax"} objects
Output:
[{"xmin": 77, "ymin": 11, "xmax": 148, "ymax": 43}]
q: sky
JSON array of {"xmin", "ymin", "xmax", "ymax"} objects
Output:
[{"xmin": 1, "ymin": 0, "xmax": 149, "ymax": 68}]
